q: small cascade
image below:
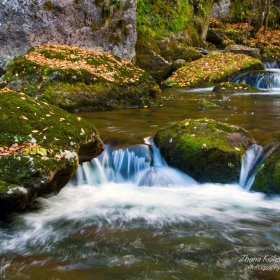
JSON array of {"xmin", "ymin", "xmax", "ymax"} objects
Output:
[
  {"xmin": 230, "ymin": 70, "xmax": 280, "ymax": 90},
  {"xmin": 263, "ymin": 60, "xmax": 280, "ymax": 69},
  {"xmin": 70, "ymin": 144, "xmax": 152, "ymax": 186},
  {"xmin": 239, "ymin": 144, "xmax": 276, "ymax": 190},
  {"xmin": 70, "ymin": 138, "xmax": 197, "ymax": 187},
  {"xmin": 136, "ymin": 137, "xmax": 197, "ymax": 186}
]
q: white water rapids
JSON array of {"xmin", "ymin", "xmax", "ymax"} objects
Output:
[{"xmin": 1, "ymin": 138, "xmax": 280, "ymax": 279}]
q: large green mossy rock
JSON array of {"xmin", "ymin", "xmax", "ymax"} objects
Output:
[
  {"xmin": 163, "ymin": 52, "xmax": 264, "ymax": 89},
  {"xmin": 251, "ymin": 144, "xmax": 280, "ymax": 194},
  {"xmin": 0, "ymin": 89, "xmax": 104, "ymax": 215},
  {"xmin": 154, "ymin": 118, "xmax": 254, "ymax": 183},
  {"xmin": 2, "ymin": 45, "xmax": 162, "ymax": 112}
]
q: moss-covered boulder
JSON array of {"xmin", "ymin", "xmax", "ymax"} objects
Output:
[
  {"xmin": 0, "ymin": 89, "xmax": 104, "ymax": 215},
  {"xmin": 163, "ymin": 52, "xmax": 264, "ymax": 89},
  {"xmin": 251, "ymin": 144, "xmax": 280, "ymax": 194},
  {"xmin": 213, "ymin": 82, "xmax": 261, "ymax": 93},
  {"xmin": 2, "ymin": 45, "xmax": 162, "ymax": 112},
  {"xmin": 154, "ymin": 118, "xmax": 254, "ymax": 183}
]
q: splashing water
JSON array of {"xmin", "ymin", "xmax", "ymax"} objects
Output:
[
  {"xmin": 1, "ymin": 138, "xmax": 280, "ymax": 280},
  {"xmin": 230, "ymin": 70, "xmax": 280, "ymax": 90},
  {"xmin": 239, "ymin": 144, "xmax": 276, "ymax": 190}
]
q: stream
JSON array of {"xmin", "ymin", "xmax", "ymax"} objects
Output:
[{"xmin": 1, "ymin": 75, "xmax": 280, "ymax": 279}]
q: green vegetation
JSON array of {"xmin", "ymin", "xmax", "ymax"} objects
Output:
[{"xmin": 136, "ymin": 0, "xmax": 212, "ymax": 42}]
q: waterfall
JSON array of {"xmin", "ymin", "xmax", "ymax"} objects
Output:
[
  {"xmin": 70, "ymin": 144, "xmax": 151, "ymax": 186},
  {"xmin": 263, "ymin": 60, "xmax": 280, "ymax": 69},
  {"xmin": 71, "ymin": 137, "xmax": 276, "ymax": 191},
  {"xmin": 230, "ymin": 70, "xmax": 280, "ymax": 90},
  {"xmin": 239, "ymin": 144, "xmax": 276, "ymax": 190},
  {"xmin": 70, "ymin": 138, "xmax": 196, "ymax": 187}
]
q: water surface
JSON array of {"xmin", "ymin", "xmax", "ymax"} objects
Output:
[{"xmin": 1, "ymin": 87, "xmax": 280, "ymax": 280}]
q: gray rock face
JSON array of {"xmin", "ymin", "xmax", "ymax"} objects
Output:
[
  {"xmin": 0, "ymin": 0, "xmax": 137, "ymax": 69},
  {"xmin": 211, "ymin": 0, "xmax": 230, "ymax": 19}
]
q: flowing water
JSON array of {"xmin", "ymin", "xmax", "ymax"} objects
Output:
[{"xmin": 1, "ymin": 70, "xmax": 280, "ymax": 279}]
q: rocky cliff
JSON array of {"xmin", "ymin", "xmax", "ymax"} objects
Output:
[{"xmin": 0, "ymin": 0, "xmax": 137, "ymax": 70}]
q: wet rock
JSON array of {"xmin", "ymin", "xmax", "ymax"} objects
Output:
[
  {"xmin": 154, "ymin": 118, "xmax": 254, "ymax": 184},
  {"xmin": 0, "ymin": 89, "xmax": 104, "ymax": 215},
  {"xmin": 3, "ymin": 45, "xmax": 162, "ymax": 112},
  {"xmin": 251, "ymin": 144, "xmax": 280, "ymax": 194},
  {"xmin": 206, "ymin": 28, "xmax": 225, "ymax": 45}
]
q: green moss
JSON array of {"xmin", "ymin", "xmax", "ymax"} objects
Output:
[
  {"xmin": 252, "ymin": 144, "xmax": 280, "ymax": 194},
  {"xmin": 200, "ymin": 101, "xmax": 219, "ymax": 107},
  {"xmin": 154, "ymin": 118, "xmax": 254, "ymax": 183},
  {"xmin": 0, "ymin": 89, "xmax": 99, "ymax": 150},
  {"xmin": 136, "ymin": 0, "xmax": 209, "ymax": 41}
]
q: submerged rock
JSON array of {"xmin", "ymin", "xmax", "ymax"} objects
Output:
[
  {"xmin": 163, "ymin": 52, "xmax": 264, "ymax": 89},
  {"xmin": 213, "ymin": 82, "xmax": 261, "ymax": 93},
  {"xmin": 0, "ymin": 89, "xmax": 104, "ymax": 215},
  {"xmin": 251, "ymin": 144, "xmax": 280, "ymax": 194},
  {"xmin": 154, "ymin": 118, "xmax": 254, "ymax": 184},
  {"xmin": 2, "ymin": 45, "xmax": 162, "ymax": 112}
]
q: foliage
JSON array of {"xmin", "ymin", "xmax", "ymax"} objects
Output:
[
  {"xmin": 223, "ymin": 0, "xmax": 280, "ymax": 30},
  {"xmin": 223, "ymin": 23, "xmax": 280, "ymax": 58}
]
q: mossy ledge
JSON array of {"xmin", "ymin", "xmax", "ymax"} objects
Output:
[
  {"xmin": 163, "ymin": 52, "xmax": 264, "ymax": 89},
  {"xmin": 154, "ymin": 118, "xmax": 254, "ymax": 184},
  {"xmin": 2, "ymin": 45, "xmax": 162, "ymax": 112},
  {"xmin": 0, "ymin": 89, "xmax": 104, "ymax": 216}
]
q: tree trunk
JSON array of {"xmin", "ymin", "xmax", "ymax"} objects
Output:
[
  {"xmin": 246, "ymin": 0, "xmax": 258, "ymax": 38},
  {"xmin": 251, "ymin": 0, "xmax": 268, "ymax": 37},
  {"xmin": 263, "ymin": 0, "xmax": 271, "ymax": 34}
]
